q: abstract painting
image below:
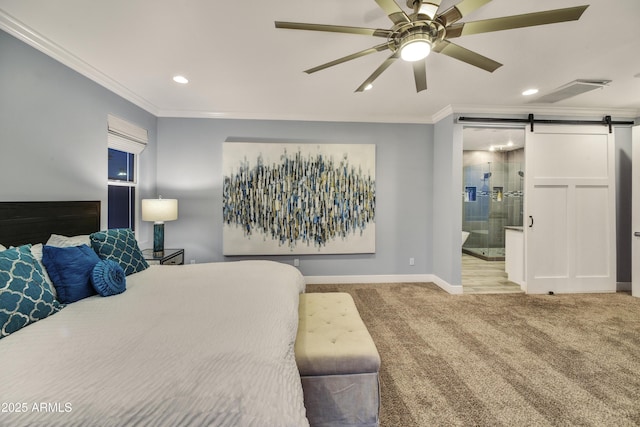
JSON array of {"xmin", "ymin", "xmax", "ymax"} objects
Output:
[{"xmin": 223, "ymin": 143, "xmax": 376, "ymax": 255}]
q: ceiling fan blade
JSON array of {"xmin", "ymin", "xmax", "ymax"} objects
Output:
[
  {"xmin": 275, "ymin": 21, "xmax": 392, "ymax": 38},
  {"xmin": 305, "ymin": 43, "xmax": 392, "ymax": 74},
  {"xmin": 433, "ymin": 40, "xmax": 502, "ymax": 72},
  {"xmin": 437, "ymin": 0, "xmax": 492, "ymax": 26},
  {"xmin": 355, "ymin": 50, "xmax": 401, "ymax": 92},
  {"xmin": 375, "ymin": 0, "xmax": 411, "ymax": 24},
  {"xmin": 413, "ymin": 60, "xmax": 427, "ymax": 92},
  {"xmin": 445, "ymin": 5, "xmax": 589, "ymax": 38}
]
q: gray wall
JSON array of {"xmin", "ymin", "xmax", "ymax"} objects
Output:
[
  {"xmin": 156, "ymin": 118, "xmax": 434, "ymax": 277},
  {"xmin": 1, "ymin": 28, "xmax": 633, "ymax": 284},
  {"xmin": 432, "ymin": 115, "xmax": 463, "ymax": 286},
  {"xmin": 0, "ymin": 30, "xmax": 158, "ymax": 245}
]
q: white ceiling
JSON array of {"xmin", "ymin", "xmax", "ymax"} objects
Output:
[{"xmin": 1, "ymin": 0, "xmax": 639, "ymax": 124}]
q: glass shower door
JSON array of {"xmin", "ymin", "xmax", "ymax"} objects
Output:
[{"xmin": 463, "ymin": 163, "xmax": 490, "ymax": 257}]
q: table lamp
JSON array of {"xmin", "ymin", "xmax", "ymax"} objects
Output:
[{"xmin": 142, "ymin": 197, "xmax": 178, "ymax": 255}]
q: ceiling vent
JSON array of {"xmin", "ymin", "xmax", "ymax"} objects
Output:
[{"xmin": 531, "ymin": 79, "xmax": 611, "ymax": 103}]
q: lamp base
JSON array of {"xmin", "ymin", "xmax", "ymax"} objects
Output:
[{"xmin": 153, "ymin": 223, "xmax": 165, "ymax": 256}]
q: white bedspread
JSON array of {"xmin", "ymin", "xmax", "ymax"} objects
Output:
[{"xmin": 0, "ymin": 260, "xmax": 308, "ymax": 427}]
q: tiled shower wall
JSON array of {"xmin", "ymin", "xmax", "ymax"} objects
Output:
[
  {"xmin": 462, "ymin": 149, "xmax": 524, "ymax": 251},
  {"xmin": 505, "ymin": 148, "xmax": 524, "ymax": 227}
]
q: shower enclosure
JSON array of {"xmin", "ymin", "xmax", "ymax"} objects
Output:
[{"xmin": 462, "ymin": 150, "xmax": 524, "ymax": 261}]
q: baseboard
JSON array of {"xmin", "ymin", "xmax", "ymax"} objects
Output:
[
  {"xmin": 429, "ymin": 275, "xmax": 464, "ymax": 295},
  {"xmin": 304, "ymin": 274, "xmax": 464, "ymax": 295}
]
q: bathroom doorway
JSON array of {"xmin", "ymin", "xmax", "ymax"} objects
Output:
[{"xmin": 462, "ymin": 126, "xmax": 525, "ymax": 293}]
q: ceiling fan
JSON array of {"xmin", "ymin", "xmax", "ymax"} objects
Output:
[{"xmin": 275, "ymin": 0, "xmax": 589, "ymax": 93}]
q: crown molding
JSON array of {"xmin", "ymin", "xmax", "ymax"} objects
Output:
[
  {"xmin": 156, "ymin": 109, "xmax": 433, "ymax": 124},
  {"xmin": 430, "ymin": 105, "xmax": 455, "ymax": 123},
  {"xmin": 153, "ymin": 104, "xmax": 640, "ymax": 125},
  {"xmin": 0, "ymin": 11, "xmax": 159, "ymax": 116},
  {"xmin": 441, "ymin": 104, "xmax": 638, "ymax": 121},
  {"xmin": 427, "ymin": 104, "xmax": 638, "ymax": 125}
]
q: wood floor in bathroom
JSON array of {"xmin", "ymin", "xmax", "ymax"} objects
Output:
[{"xmin": 462, "ymin": 253, "xmax": 523, "ymax": 294}]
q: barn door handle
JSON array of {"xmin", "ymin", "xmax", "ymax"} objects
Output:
[{"xmin": 529, "ymin": 216, "xmax": 534, "ymax": 228}]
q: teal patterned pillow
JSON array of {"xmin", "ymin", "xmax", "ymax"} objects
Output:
[
  {"xmin": 89, "ymin": 228, "xmax": 148, "ymax": 276},
  {"xmin": 1, "ymin": 245, "xmax": 64, "ymax": 339}
]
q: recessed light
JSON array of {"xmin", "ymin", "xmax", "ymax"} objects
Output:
[
  {"xmin": 522, "ymin": 88, "xmax": 538, "ymax": 96},
  {"xmin": 173, "ymin": 75, "xmax": 189, "ymax": 84}
]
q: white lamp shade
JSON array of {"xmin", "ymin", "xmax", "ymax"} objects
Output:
[{"xmin": 142, "ymin": 198, "xmax": 178, "ymax": 222}]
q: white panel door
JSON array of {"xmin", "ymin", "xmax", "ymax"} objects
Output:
[
  {"xmin": 633, "ymin": 125, "xmax": 640, "ymax": 298},
  {"xmin": 525, "ymin": 125, "xmax": 616, "ymax": 294}
]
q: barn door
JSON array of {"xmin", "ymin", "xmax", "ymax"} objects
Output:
[{"xmin": 525, "ymin": 125, "xmax": 616, "ymax": 294}]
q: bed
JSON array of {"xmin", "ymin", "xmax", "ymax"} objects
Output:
[{"xmin": 0, "ymin": 201, "xmax": 309, "ymax": 426}]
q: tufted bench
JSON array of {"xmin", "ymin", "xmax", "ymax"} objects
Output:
[{"xmin": 295, "ymin": 292, "xmax": 381, "ymax": 427}]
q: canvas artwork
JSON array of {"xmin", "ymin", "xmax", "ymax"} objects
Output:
[{"xmin": 222, "ymin": 143, "xmax": 376, "ymax": 255}]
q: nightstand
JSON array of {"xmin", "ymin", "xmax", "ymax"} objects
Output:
[{"xmin": 142, "ymin": 248, "xmax": 184, "ymax": 265}]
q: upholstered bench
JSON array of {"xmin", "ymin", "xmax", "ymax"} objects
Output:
[{"xmin": 295, "ymin": 292, "xmax": 381, "ymax": 427}]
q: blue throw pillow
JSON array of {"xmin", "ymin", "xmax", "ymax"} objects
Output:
[
  {"xmin": 42, "ymin": 244, "xmax": 101, "ymax": 304},
  {"xmin": 1, "ymin": 245, "xmax": 64, "ymax": 339},
  {"xmin": 91, "ymin": 259, "xmax": 126, "ymax": 296},
  {"xmin": 90, "ymin": 228, "xmax": 148, "ymax": 276}
]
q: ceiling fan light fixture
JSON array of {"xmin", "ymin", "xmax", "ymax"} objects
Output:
[
  {"xmin": 276, "ymin": 2, "xmax": 591, "ymax": 93},
  {"xmin": 400, "ymin": 34, "xmax": 432, "ymax": 62}
]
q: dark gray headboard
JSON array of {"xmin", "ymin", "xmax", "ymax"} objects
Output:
[{"xmin": 0, "ymin": 201, "xmax": 100, "ymax": 247}]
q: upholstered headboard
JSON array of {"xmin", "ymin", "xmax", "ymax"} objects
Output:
[{"xmin": 0, "ymin": 201, "xmax": 100, "ymax": 247}]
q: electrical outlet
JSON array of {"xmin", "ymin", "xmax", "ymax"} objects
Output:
[
  {"xmin": 409, "ymin": 257, "xmax": 415, "ymax": 266},
  {"xmin": 294, "ymin": 258, "xmax": 300, "ymax": 267},
  {"xmin": 190, "ymin": 259, "xmax": 196, "ymax": 264}
]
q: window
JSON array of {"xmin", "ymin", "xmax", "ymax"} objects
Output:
[
  {"xmin": 108, "ymin": 148, "xmax": 136, "ymax": 229},
  {"xmin": 107, "ymin": 115, "xmax": 147, "ymax": 230}
]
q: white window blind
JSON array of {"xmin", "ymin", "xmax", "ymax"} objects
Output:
[{"xmin": 107, "ymin": 114, "xmax": 148, "ymax": 154}]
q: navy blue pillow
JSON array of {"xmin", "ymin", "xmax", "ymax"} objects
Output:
[
  {"xmin": 91, "ymin": 259, "xmax": 126, "ymax": 297},
  {"xmin": 42, "ymin": 245, "xmax": 101, "ymax": 304}
]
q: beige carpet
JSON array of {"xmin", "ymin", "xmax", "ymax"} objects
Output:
[{"xmin": 307, "ymin": 283, "xmax": 640, "ymax": 427}]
